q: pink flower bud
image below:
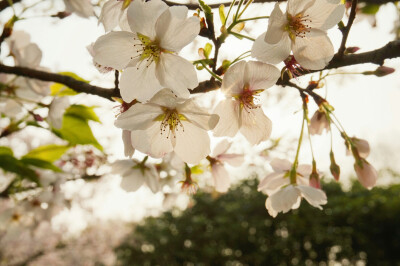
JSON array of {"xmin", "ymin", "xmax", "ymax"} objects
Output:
[
  {"xmin": 344, "ymin": 46, "xmax": 360, "ymax": 54},
  {"xmin": 374, "ymin": 66, "xmax": 395, "ymax": 77},
  {"xmin": 354, "ymin": 159, "xmax": 377, "ymax": 190},
  {"xmin": 329, "ymin": 152, "xmax": 340, "ymax": 181}
]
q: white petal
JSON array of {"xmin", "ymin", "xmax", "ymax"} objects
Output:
[
  {"xmin": 120, "ymin": 64, "xmax": 163, "ymax": 103},
  {"xmin": 19, "ymin": 43, "xmax": 42, "ymax": 67},
  {"xmin": 292, "ymin": 29, "xmax": 334, "ymax": 70},
  {"xmin": 244, "ymin": 61, "xmax": 280, "ymax": 91},
  {"xmin": 115, "ymin": 103, "xmax": 163, "ymax": 130},
  {"xmin": 354, "ymin": 160, "xmax": 377, "ymax": 189},
  {"xmin": 287, "ymin": 0, "xmax": 316, "ymax": 15},
  {"xmin": 93, "ymin": 31, "xmax": 140, "ymax": 70},
  {"xmin": 252, "ymin": 32, "xmax": 291, "ymax": 65},
  {"xmin": 130, "ymin": 123, "xmax": 174, "ymax": 158},
  {"xmin": 156, "ymin": 53, "xmax": 198, "ymax": 98},
  {"xmin": 156, "ymin": 6, "xmax": 200, "ymax": 51},
  {"xmin": 122, "ymin": 130, "xmax": 135, "ymax": 158},
  {"xmin": 264, "ymin": 3, "xmax": 286, "ymax": 44},
  {"xmin": 99, "ymin": 0, "xmax": 124, "ymax": 32},
  {"xmin": 218, "ymin": 154, "xmax": 244, "ymax": 167},
  {"xmin": 144, "ymin": 166, "xmax": 161, "ymax": 193},
  {"xmin": 127, "ymin": 0, "xmax": 168, "ymax": 39},
  {"xmin": 297, "ymin": 164, "xmax": 312, "ymax": 177},
  {"xmin": 212, "ymin": 99, "xmax": 240, "ymax": 138},
  {"xmin": 64, "ymin": 0, "xmax": 93, "ymax": 18},
  {"xmin": 297, "ymin": 185, "xmax": 327, "ymax": 209},
  {"xmin": 304, "ymin": 0, "xmax": 345, "ymax": 30},
  {"xmin": 212, "ymin": 164, "xmax": 231, "ymax": 193},
  {"xmin": 258, "ymin": 172, "xmax": 284, "ymax": 191},
  {"xmin": 221, "ymin": 61, "xmax": 246, "ymax": 96},
  {"xmin": 120, "ymin": 168, "xmax": 145, "ymax": 192},
  {"xmin": 148, "ymin": 88, "xmax": 181, "ymax": 109},
  {"xmin": 48, "ymin": 97, "xmax": 70, "ymax": 129},
  {"xmin": 265, "ymin": 198, "xmax": 278, "ymax": 217},
  {"xmin": 269, "ymin": 185, "xmax": 301, "ymax": 214},
  {"xmin": 270, "ymin": 158, "xmax": 292, "ymax": 172},
  {"xmin": 212, "ymin": 140, "xmax": 232, "ymax": 156},
  {"xmin": 239, "ymin": 107, "xmax": 272, "ymax": 145},
  {"xmin": 178, "ymin": 99, "xmax": 218, "ymax": 130},
  {"xmin": 174, "ymin": 121, "xmax": 210, "ymax": 164}
]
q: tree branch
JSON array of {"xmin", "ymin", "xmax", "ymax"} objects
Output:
[
  {"xmin": 338, "ymin": 0, "xmax": 358, "ymax": 58},
  {"xmin": 1, "ymin": 40, "xmax": 399, "ymax": 100},
  {"xmin": 164, "ymin": 0, "xmax": 397, "ymax": 10},
  {"xmin": 0, "ymin": 64, "xmax": 118, "ymax": 101}
]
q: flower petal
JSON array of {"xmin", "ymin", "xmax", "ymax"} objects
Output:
[
  {"xmin": 156, "ymin": 6, "xmax": 200, "ymax": 51},
  {"xmin": 127, "ymin": 0, "xmax": 168, "ymax": 39},
  {"xmin": 156, "ymin": 53, "xmax": 198, "ymax": 99},
  {"xmin": 120, "ymin": 64, "xmax": 163, "ymax": 103},
  {"xmin": 122, "ymin": 130, "xmax": 135, "ymax": 158},
  {"xmin": 304, "ymin": 0, "xmax": 345, "ymax": 30},
  {"xmin": 221, "ymin": 61, "xmax": 246, "ymax": 96},
  {"xmin": 99, "ymin": 0, "xmax": 124, "ymax": 32},
  {"xmin": 264, "ymin": 3, "xmax": 286, "ymax": 44},
  {"xmin": 287, "ymin": 0, "xmax": 315, "ymax": 15},
  {"xmin": 292, "ymin": 29, "xmax": 334, "ymax": 70},
  {"xmin": 212, "ymin": 164, "xmax": 231, "ymax": 193},
  {"xmin": 120, "ymin": 168, "xmax": 145, "ymax": 192},
  {"xmin": 130, "ymin": 123, "xmax": 174, "ymax": 158},
  {"xmin": 297, "ymin": 185, "xmax": 327, "ymax": 209},
  {"xmin": 244, "ymin": 61, "xmax": 280, "ymax": 91},
  {"xmin": 178, "ymin": 99, "xmax": 218, "ymax": 130},
  {"xmin": 269, "ymin": 185, "xmax": 301, "ymax": 214},
  {"xmin": 218, "ymin": 154, "xmax": 244, "ymax": 167},
  {"xmin": 239, "ymin": 107, "xmax": 272, "ymax": 145},
  {"xmin": 252, "ymin": 32, "xmax": 291, "ymax": 65},
  {"xmin": 115, "ymin": 103, "xmax": 163, "ymax": 131},
  {"xmin": 174, "ymin": 121, "xmax": 210, "ymax": 164},
  {"xmin": 213, "ymin": 99, "xmax": 240, "ymax": 138},
  {"xmin": 270, "ymin": 158, "xmax": 292, "ymax": 172},
  {"xmin": 144, "ymin": 167, "xmax": 161, "ymax": 193},
  {"xmin": 258, "ymin": 172, "xmax": 285, "ymax": 192},
  {"xmin": 212, "ymin": 140, "xmax": 232, "ymax": 156},
  {"xmin": 93, "ymin": 31, "xmax": 140, "ymax": 70}
]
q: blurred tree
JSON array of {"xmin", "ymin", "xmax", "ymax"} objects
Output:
[{"xmin": 116, "ymin": 179, "xmax": 400, "ymax": 265}]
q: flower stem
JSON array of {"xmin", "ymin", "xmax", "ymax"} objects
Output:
[{"xmin": 200, "ymin": 62, "xmax": 222, "ymax": 81}]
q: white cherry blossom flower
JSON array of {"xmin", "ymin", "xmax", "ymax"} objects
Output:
[
  {"xmin": 213, "ymin": 61, "xmax": 280, "ymax": 145},
  {"xmin": 354, "ymin": 159, "xmax": 377, "ymax": 190},
  {"xmin": 252, "ymin": 0, "xmax": 345, "ymax": 70},
  {"xmin": 346, "ymin": 137, "xmax": 370, "ymax": 158},
  {"xmin": 208, "ymin": 140, "xmax": 244, "ymax": 192},
  {"xmin": 99, "ymin": 0, "xmax": 132, "ymax": 32},
  {"xmin": 112, "ymin": 159, "xmax": 160, "ymax": 193},
  {"xmin": 115, "ymin": 89, "xmax": 219, "ymax": 164},
  {"xmin": 266, "ymin": 184, "xmax": 327, "ymax": 217},
  {"xmin": 63, "ymin": 0, "xmax": 94, "ymax": 18},
  {"xmin": 257, "ymin": 158, "xmax": 311, "ymax": 194},
  {"xmin": 93, "ymin": 0, "xmax": 200, "ymax": 102}
]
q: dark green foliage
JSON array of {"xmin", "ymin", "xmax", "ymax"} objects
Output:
[{"xmin": 116, "ymin": 180, "xmax": 400, "ymax": 266}]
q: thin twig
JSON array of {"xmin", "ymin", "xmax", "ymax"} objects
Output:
[{"xmin": 338, "ymin": 0, "xmax": 358, "ymax": 58}]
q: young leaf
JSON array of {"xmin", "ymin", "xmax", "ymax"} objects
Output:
[
  {"xmin": 65, "ymin": 105, "xmax": 101, "ymax": 123},
  {"xmin": 0, "ymin": 146, "xmax": 13, "ymax": 156},
  {"xmin": 50, "ymin": 72, "xmax": 89, "ymax": 96},
  {"xmin": 20, "ymin": 158, "xmax": 62, "ymax": 172},
  {"xmin": 219, "ymin": 4, "xmax": 226, "ymax": 25},
  {"xmin": 23, "ymin": 144, "xmax": 70, "ymax": 162}
]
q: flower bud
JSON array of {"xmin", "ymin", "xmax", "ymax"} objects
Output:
[
  {"xmin": 374, "ymin": 66, "xmax": 395, "ymax": 77},
  {"xmin": 329, "ymin": 151, "xmax": 340, "ymax": 181},
  {"xmin": 344, "ymin": 46, "xmax": 360, "ymax": 54},
  {"xmin": 309, "ymin": 160, "xmax": 320, "ymax": 189},
  {"xmin": 354, "ymin": 159, "xmax": 377, "ymax": 190}
]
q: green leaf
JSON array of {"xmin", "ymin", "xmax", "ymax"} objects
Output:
[
  {"xmin": 198, "ymin": 0, "xmax": 213, "ymax": 26},
  {"xmin": 361, "ymin": 4, "xmax": 380, "ymax": 15},
  {"xmin": 58, "ymin": 114, "xmax": 103, "ymax": 151},
  {"xmin": 204, "ymin": 43, "xmax": 212, "ymax": 59},
  {"xmin": 50, "ymin": 72, "xmax": 89, "ymax": 96},
  {"xmin": 65, "ymin": 105, "xmax": 101, "ymax": 123},
  {"xmin": 0, "ymin": 154, "xmax": 40, "ymax": 184},
  {"xmin": 0, "ymin": 146, "xmax": 13, "ymax": 156},
  {"xmin": 20, "ymin": 158, "xmax": 62, "ymax": 172},
  {"xmin": 23, "ymin": 144, "xmax": 70, "ymax": 162},
  {"xmin": 219, "ymin": 4, "xmax": 226, "ymax": 25}
]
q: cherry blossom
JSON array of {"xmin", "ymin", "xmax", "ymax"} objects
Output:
[
  {"xmin": 257, "ymin": 158, "xmax": 311, "ymax": 194},
  {"xmin": 112, "ymin": 159, "xmax": 160, "ymax": 193},
  {"xmin": 265, "ymin": 184, "xmax": 327, "ymax": 217},
  {"xmin": 93, "ymin": 0, "xmax": 200, "ymax": 102},
  {"xmin": 251, "ymin": 0, "xmax": 345, "ymax": 70},
  {"xmin": 309, "ymin": 108, "xmax": 330, "ymax": 135},
  {"xmin": 213, "ymin": 61, "xmax": 280, "ymax": 145},
  {"xmin": 346, "ymin": 137, "xmax": 370, "ymax": 158},
  {"xmin": 115, "ymin": 89, "xmax": 219, "ymax": 164},
  {"xmin": 48, "ymin": 97, "xmax": 70, "ymax": 129},
  {"xmin": 208, "ymin": 140, "xmax": 244, "ymax": 192}
]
